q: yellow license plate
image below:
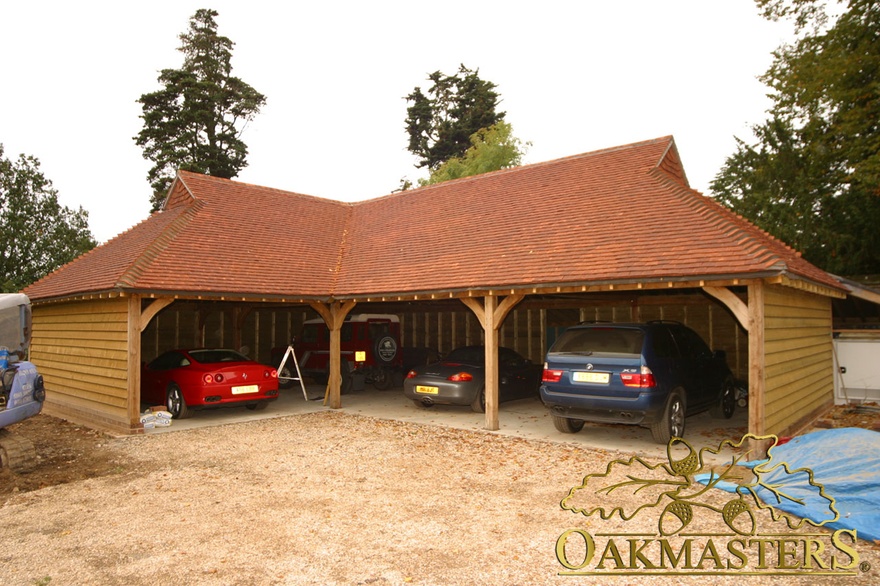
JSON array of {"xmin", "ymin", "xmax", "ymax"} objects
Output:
[
  {"xmin": 416, "ymin": 385, "xmax": 439, "ymax": 394},
  {"xmin": 231, "ymin": 384, "xmax": 259, "ymax": 395},
  {"xmin": 573, "ymin": 371, "xmax": 610, "ymax": 384}
]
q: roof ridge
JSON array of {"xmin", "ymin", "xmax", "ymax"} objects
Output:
[
  {"xmin": 116, "ymin": 202, "xmax": 205, "ymax": 288},
  {"xmin": 176, "ymin": 169, "xmax": 352, "ymax": 206},
  {"xmin": 355, "ymin": 135, "xmax": 677, "ymax": 203}
]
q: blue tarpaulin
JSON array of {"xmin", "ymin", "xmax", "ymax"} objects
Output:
[{"xmin": 697, "ymin": 427, "xmax": 880, "ymax": 541}]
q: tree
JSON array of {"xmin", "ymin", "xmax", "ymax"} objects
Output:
[
  {"xmin": 135, "ymin": 9, "xmax": 266, "ymax": 211},
  {"xmin": 421, "ymin": 122, "xmax": 530, "ymax": 186},
  {"xmin": 404, "ymin": 65, "xmax": 505, "ymax": 170},
  {"xmin": 711, "ymin": 0, "xmax": 880, "ymax": 275},
  {"xmin": 0, "ymin": 145, "xmax": 96, "ymax": 292}
]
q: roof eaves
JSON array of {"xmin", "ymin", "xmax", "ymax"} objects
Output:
[
  {"xmin": 330, "ymin": 272, "xmax": 786, "ymax": 301},
  {"xmin": 831, "ymin": 274, "xmax": 880, "ymax": 305}
]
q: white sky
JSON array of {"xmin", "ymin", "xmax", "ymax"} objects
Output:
[{"xmin": 0, "ymin": 1, "xmax": 793, "ymax": 243}]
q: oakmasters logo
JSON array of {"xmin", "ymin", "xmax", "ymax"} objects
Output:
[{"xmin": 555, "ymin": 434, "xmax": 867, "ymax": 577}]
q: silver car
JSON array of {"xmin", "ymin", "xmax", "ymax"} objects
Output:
[{"xmin": 404, "ymin": 345, "xmax": 542, "ymax": 413}]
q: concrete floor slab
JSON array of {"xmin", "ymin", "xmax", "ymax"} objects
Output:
[{"xmin": 145, "ymin": 383, "xmax": 750, "ymax": 462}]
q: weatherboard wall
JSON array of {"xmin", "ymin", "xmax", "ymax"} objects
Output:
[
  {"xmin": 761, "ymin": 284, "xmax": 834, "ymax": 436},
  {"xmin": 30, "ymin": 297, "xmax": 131, "ymax": 434}
]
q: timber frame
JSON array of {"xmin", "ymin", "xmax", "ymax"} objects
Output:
[
  {"xmin": 25, "ymin": 137, "xmax": 849, "ymax": 452},
  {"xmin": 46, "ymin": 272, "xmax": 839, "ymax": 443}
]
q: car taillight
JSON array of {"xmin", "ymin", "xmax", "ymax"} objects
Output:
[
  {"xmin": 448, "ymin": 372, "xmax": 473, "ymax": 382},
  {"xmin": 542, "ymin": 369, "xmax": 563, "ymax": 383},
  {"xmin": 620, "ymin": 366, "xmax": 656, "ymax": 388},
  {"xmin": 266, "ymin": 369, "xmax": 277, "ymax": 379},
  {"xmin": 203, "ymin": 373, "xmax": 217, "ymax": 384},
  {"xmin": 405, "ymin": 370, "xmax": 418, "ymax": 379}
]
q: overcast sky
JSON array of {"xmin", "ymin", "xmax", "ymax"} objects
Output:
[{"xmin": 0, "ymin": 1, "xmax": 794, "ymax": 243}]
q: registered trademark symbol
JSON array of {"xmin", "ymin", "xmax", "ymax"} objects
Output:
[{"xmin": 860, "ymin": 561, "xmax": 871, "ymax": 573}]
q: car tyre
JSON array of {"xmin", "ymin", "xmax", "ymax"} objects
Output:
[
  {"xmin": 651, "ymin": 391, "xmax": 685, "ymax": 444},
  {"xmin": 372, "ymin": 367, "xmax": 394, "ymax": 390},
  {"xmin": 552, "ymin": 415, "xmax": 585, "ymax": 434},
  {"xmin": 471, "ymin": 388, "xmax": 486, "ymax": 413},
  {"xmin": 166, "ymin": 384, "xmax": 192, "ymax": 419},
  {"xmin": 278, "ymin": 363, "xmax": 296, "ymax": 389},
  {"xmin": 709, "ymin": 377, "xmax": 736, "ymax": 419}
]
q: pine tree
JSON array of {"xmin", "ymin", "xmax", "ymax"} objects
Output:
[{"xmin": 135, "ymin": 9, "xmax": 266, "ymax": 211}]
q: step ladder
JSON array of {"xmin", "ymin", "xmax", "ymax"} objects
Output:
[{"xmin": 277, "ymin": 346, "xmax": 308, "ymax": 400}]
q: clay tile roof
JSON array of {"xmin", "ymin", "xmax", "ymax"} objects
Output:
[{"xmin": 23, "ymin": 136, "xmax": 844, "ymax": 302}]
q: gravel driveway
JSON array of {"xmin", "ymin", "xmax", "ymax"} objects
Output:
[{"xmin": 2, "ymin": 410, "xmax": 877, "ymax": 585}]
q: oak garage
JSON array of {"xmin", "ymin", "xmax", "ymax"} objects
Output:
[{"xmin": 24, "ymin": 137, "xmax": 846, "ymax": 451}]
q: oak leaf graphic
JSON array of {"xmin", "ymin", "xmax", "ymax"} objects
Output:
[{"xmin": 561, "ymin": 434, "xmax": 839, "ymax": 536}]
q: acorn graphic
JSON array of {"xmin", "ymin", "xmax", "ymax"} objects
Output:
[
  {"xmin": 659, "ymin": 500, "xmax": 694, "ymax": 535},
  {"xmin": 722, "ymin": 497, "xmax": 756, "ymax": 535},
  {"xmin": 667, "ymin": 438, "xmax": 699, "ymax": 477}
]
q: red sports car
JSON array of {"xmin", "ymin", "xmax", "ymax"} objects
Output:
[{"xmin": 141, "ymin": 349, "xmax": 279, "ymax": 419}]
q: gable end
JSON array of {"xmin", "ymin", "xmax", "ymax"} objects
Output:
[{"xmin": 656, "ymin": 139, "xmax": 690, "ymax": 188}]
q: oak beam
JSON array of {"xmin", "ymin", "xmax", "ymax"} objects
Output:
[
  {"xmin": 139, "ymin": 298, "xmax": 174, "ymax": 332},
  {"xmin": 703, "ymin": 286, "xmax": 749, "ymax": 331},
  {"xmin": 127, "ymin": 295, "xmax": 143, "ymax": 431},
  {"xmin": 747, "ymin": 281, "xmax": 771, "ymax": 457},
  {"xmin": 309, "ymin": 300, "xmax": 357, "ymax": 408},
  {"xmin": 461, "ymin": 294, "xmax": 524, "ymax": 431}
]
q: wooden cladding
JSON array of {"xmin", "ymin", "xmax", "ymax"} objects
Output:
[
  {"xmin": 761, "ymin": 284, "xmax": 834, "ymax": 435},
  {"xmin": 30, "ymin": 297, "xmax": 131, "ymax": 433}
]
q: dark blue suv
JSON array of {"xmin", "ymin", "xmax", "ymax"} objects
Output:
[{"xmin": 540, "ymin": 321, "xmax": 736, "ymax": 443}]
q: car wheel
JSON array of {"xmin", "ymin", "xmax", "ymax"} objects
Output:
[
  {"xmin": 552, "ymin": 415, "xmax": 585, "ymax": 434},
  {"xmin": 246, "ymin": 401, "xmax": 269, "ymax": 411},
  {"xmin": 340, "ymin": 366, "xmax": 353, "ymax": 395},
  {"xmin": 709, "ymin": 377, "xmax": 736, "ymax": 419},
  {"xmin": 651, "ymin": 392, "xmax": 685, "ymax": 444},
  {"xmin": 471, "ymin": 388, "xmax": 486, "ymax": 413},
  {"xmin": 278, "ymin": 364, "xmax": 296, "ymax": 389},
  {"xmin": 166, "ymin": 384, "xmax": 192, "ymax": 419},
  {"xmin": 372, "ymin": 368, "xmax": 394, "ymax": 390}
]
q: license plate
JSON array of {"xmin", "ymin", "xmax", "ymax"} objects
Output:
[
  {"xmin": 573, "ymin": 371, "xmax": 610, "ymax": 384},
  {"xmin": 232, "ymin": 384, "xmax": 259, "ymax": 395},
  {"xmin": 415, "ymin": 385, "xmax": 439, "ymax": 395}
]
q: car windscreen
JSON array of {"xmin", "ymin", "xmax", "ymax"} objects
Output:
[
  {"xmin": 189, "ymin": 349, "xmax": 249, "ymax": 364},
  {"xmin": 549, "ymin": 327, "xmax": 644, "ymax": 357},
  {"xmin": 444, "ymin": 347, "xmax": 484, "ymax": 364}
]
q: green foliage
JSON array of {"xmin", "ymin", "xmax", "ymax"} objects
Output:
[
  {"xmin": 0, "ymin": 145, "xmax": 96, "ymax": 292},
  {"xmin": 135, "ymin": 9, "xmax": 266, "ymax": 211},
  {"xmin": 420, "ymin": 122, "xmax": 530, "ymax": 186},
  {"xmin": 711, "ymin": 0, "xmax": 880, "ymax": 275},
  {"xmin": 404, "ymin": 65, "xmax": 505, "ymax": 170}
]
